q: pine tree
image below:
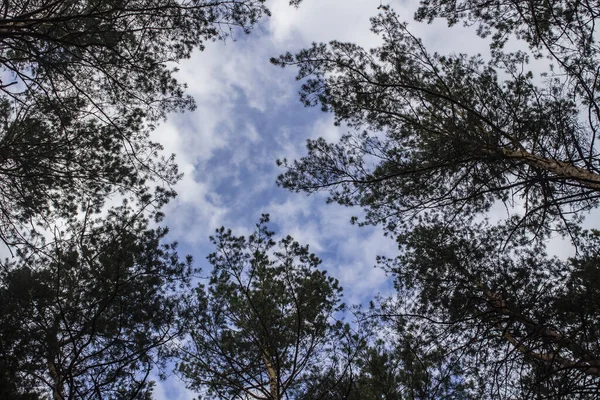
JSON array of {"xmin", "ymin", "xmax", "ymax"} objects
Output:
[
  {"xmin": 272, "ymin": 2, "xmax": 600, "ymax": 398},
  {"xmin": 0, "ymin": 0, "xmax": 301, "ymax": 249},
  {"xmin": 176, "ymin": 215, "xmax": 347, "ymax": 400},
  {"xmin": 0, "ymin": 205, "xmax": 192, "ymax": 398}
]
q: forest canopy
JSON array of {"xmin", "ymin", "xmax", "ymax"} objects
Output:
[
  {"xmin": 0, "ymin": 0, "xmax": 301, "ymax": 249},
  {"xmin": 3, "ymin": 0, "xmax": 600, "ymax": 399},
  {"xmin": 273, "ymin": 0, "xmax": 600, "ymax": 398}
]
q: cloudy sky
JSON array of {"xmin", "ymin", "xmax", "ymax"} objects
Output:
[{"xmin": 149, "ymin": 0, "xmax": 520, "ymax": 397}]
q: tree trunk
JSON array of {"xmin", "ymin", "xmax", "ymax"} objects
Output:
[
  {"xmin": 48, "ymin": 360, "xmax": 64, "ymax": 400},
  {"xmin": 262, "ymin": 348, "xmax": 279, "ymax": 400},
  {"xmin": 47, "ymin": 318, "xmax": 65, "ymax": 400},
  {"xmin": 502, "ymin": 148, "xmax": 600, "ymax": 190}
]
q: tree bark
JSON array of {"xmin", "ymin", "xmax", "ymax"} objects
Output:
[
  {"xmin": 262, "ymin": 348, "xmax": 279, "ymax": 400},
  {"xmin": 502, "ymin": 148, "xmax": 600, "ymax": 190}
]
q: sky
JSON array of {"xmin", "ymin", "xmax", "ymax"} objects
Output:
[
  {"xmin": 147, "ymin": 0, "xmax": 563, "ymax": 397},
  {"xmin": 154, "ymin": 0, "xmax": 494, "ymax": 306}
]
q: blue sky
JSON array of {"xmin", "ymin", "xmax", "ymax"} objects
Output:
[{"xmin": 148, "ymin": 0, "xmax": 539, "ymax": 397}]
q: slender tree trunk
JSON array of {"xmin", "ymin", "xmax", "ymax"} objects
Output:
[
  {"xmin": 262, "ymin": 349, "xmax": 279, "ymax": 400},
  {"xmin": 48, "ymin": 318, "xmax": 65, "ymax": 400}
]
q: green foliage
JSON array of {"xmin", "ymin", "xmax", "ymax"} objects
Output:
[
  {"xmin": 0, "ymin": 1, "xmax": 319, "ymax": 398},
  {"xmin": 345, "ymin": 336, "xmax": 477, "ymax": 400},
  {"xmin": 0, "ymin": 205, "xmax": 192, "ymax": 399},
  {"xmin": 176, "ymin": 215, "xmax": 346, "ymax": 400},
  {"xmin": 300, "ymin": 308, "xmax": 479, "ymax": 400},
  {"xmin": 375, "ymin": 222, "xmax": 600, "ymax": 398}
]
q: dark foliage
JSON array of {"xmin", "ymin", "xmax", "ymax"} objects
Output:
[
  {"xmin": 273, "ymin": 6, "xmax": 600, "ymax": 240},
  {"xmin": 273, "ymin": 1, "xmax": 600, "ymax": 398},
  {"xmin": 176, "ymin": 215, "xmax": 347, "ymax": 400},
  {"xmin": 0, "ymin": 205, "xmax": 192, "ymax": 399},
  {"xmin": 0, "ymin": 0, "xmax": 301, "ymax": 248},
  {"xmin": 375, "ymin": 222, "xmax": 600, "ymax": 398}
]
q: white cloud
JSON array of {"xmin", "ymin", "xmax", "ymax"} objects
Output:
[
  {"xmin": 267, "ymin": 0, "xmax": 394, "ymax": 48},
  {"xmin": 154, "ymin": 376, "xmax": 197, "ymax": 400}
]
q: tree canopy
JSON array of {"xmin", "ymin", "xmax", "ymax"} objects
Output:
[
  {"xmin": 272, "ymin": 1, "xmax": 600, "ymax": 398},
  {"xmin": 0, "ymin": 0, "xmax": 301, "ymax": 249},
  {"xmin": 0, "ymin": 204, "xmax": 192, "ymax": 399},
  {"xmin": 273, "ymin": 4, "xmax": 600, "ymax": 240},
  {"xmin": 5, "ymin": 0, "xmax": 600, "ymax": 398},
  {"xmin": 377, "ymin": 221, "xmax": 600, "ymax": 398},
  {"xmin": 176, "ymin": 215, "xmax": 349, "ymax": 400}
]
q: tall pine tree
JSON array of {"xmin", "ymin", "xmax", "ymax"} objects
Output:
[
  {"xmin": 273, "ymin": 2, "xmax": 600, "ymax": 398},
  {"xmin": 176, "ymin": 216, "xmax": 350, "ymax": 400}
]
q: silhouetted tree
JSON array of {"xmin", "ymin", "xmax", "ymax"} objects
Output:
[
  {"xmin": 273, "ymin": 6, "xmax": 599, "ymax": 240},
  {"xmin": 0, "ymin": 204, "xmax": 192, "ymax": 399},
  {"xmin": 375, "ymin": 221, "xmax": 600, "ymax": 398},
  {"xmin": 176, "ymin": 215, "xmax": 348, "ymax": 400},
  {"xmin": 0, "ymin": 0, "xmax": 301, "ymax": 249},
  {"xmin": 273, "ymin": 2, "xmax": 600, "ymax": 398}
]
